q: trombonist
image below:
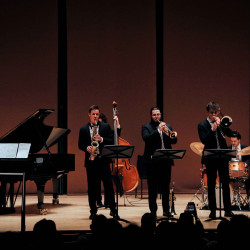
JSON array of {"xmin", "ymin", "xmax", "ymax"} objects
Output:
[
  {"xmin": 141, "ymin": 107, "xmax": 177, "ymax": 219},
  {"xmin": 198, "ymin": 101, "xmax": 234, "ymax": 219}
]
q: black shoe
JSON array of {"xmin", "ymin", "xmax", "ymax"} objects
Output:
[
  {"xmin": 224, "ymin": 211, "xmax": 234, "ymax": 217},
  {"xmin": 104, "ymin": 202, "xmax": 110, "ymax": 208},
  {"xmin": 110, "ymin": 210, "xmax": 120, "ymax": 220},
  {"xmin": 89, "ymin": 213, "xmax": 96, "ymax": 220},
  {"xmin": 209, "ymin": 211, "xmax": 216, "ymax": 219},
  {"xmin": 163, "ymin": 211, "xmax": 171, "ymax": 217},
  {"xmin": 97, "ymin": 202, "xmax": 105, "ymax": 208}
]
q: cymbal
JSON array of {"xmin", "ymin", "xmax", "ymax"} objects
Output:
[
  {"xmin": 190, "ymin": 142, "xmax": 204, "ymax": 157},
  {"xmin": 238, "ymin": 146, "xmax": 250, "ymax": 156}
]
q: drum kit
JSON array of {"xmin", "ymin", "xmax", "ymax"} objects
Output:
[{"xmin": 190, "ymin": 142, "xmax": 250, "ymax": 210}]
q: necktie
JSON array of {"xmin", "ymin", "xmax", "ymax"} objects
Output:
[
  {"xmin": 215, "ymin": 130, "xmax": 220, "ymax": 149},
  {"xmin": 160, "ymin": 132, "xmax": 165, "ymax": 149}
]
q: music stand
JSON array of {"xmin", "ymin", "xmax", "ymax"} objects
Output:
[
  {"xmin": 0, "ymin": 143, "xmax": 31, "ymax": 232},
  {"xmin": 152, "ymin": 149, "xmax": 186, "ymax": 220},
  {"xmin": 203, "ymin": 149, "xmax": 236, "ymax": 221},
  {"xmin": 101, "ymin": 145, "xmax": 134, "ymax": 222},
  {"xmin": 151, "ymin": 149, "xmax": 186, "ymax": 161}
]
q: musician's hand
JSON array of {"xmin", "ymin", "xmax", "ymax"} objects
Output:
[
  {"xmin": 113, "ymin": 116, "xmax": 120, "ymax": 127},
  {"xmin": 93, "ymin": 134, "xmax": 103, "ymax": 142},
  {"xmin": 158, "ymin": 122, "xmax": 166, "ymax": 131},
  {"xmin": 212, "ymin": 118, "xmax": 220, "ymax": 131},
  {"xmin": 211, "ymin": 122, "xmax": 218, "ymax": 131},
  {"xmin": 87, "ymin": 146, "xmax": 92, "ymax": 153}
]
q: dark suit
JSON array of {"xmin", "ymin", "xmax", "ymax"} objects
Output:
[
  {"xmin": 78, "ymin": 121, "xmax": 116, "ymax": 214},
  {"xmin": 198, "ymin": 119, "xmax": 233, "ymax": 212},
  {"xmin": 142, "ymin": 121, "xmax": 177, "ymax": 215},
  {"xmin": 228, "ymin": 144, "xmax": 250, "ymax": 196}
]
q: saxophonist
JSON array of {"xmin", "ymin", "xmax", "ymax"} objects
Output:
[
  {"xmin": 78, "ymin": 105, "xmax": 119, "ymax": 220},
  {"xmin": 141, "ymin": 107, "xmax": 177, "ymax": 219}
]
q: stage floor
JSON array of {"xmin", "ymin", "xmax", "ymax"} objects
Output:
[{"xmin": 0, "ymin": 193, "xmax": 249, "ymax": 232}]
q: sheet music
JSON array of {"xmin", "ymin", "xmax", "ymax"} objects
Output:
[
  {"xmin": 17, "ymin": 143, "xmax": 31, "ymax": 158},
  {"xmin": 0, "ymin": 143, "xmax": 18, "ymax": 158},
  {"xmin": 0, "ymin": 143, "xmax": 31, "ymax": 158}
]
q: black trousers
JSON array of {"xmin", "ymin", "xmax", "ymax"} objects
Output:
[
  {"xmin": 205, "ymin": 160, "xmax": 231, "ymax": 212},
  {"xmin": 86, "ymin": 159, "xmax": 116, "ymax": 214},
  {"xmin": 146, "ymin": 160, "xmax": 172, "ymax": 214}
]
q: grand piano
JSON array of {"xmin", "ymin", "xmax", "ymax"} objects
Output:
[{"xmin": 0, "ymin": 109, "xmax": 75, "ymax": 215}]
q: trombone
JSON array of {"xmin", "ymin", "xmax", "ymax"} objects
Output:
[{"xmin": 218, "ymin": 112, "xmax": 233, "ymax": 128}]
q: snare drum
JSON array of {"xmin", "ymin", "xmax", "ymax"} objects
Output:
[{"xmin": 229, "ymin": 161, "xmax": 248, "ymax": 179}]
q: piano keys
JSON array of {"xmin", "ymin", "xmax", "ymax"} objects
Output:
[{"xmin": 0, "ymin": 109, "xmax": 75, "ymax": 214}]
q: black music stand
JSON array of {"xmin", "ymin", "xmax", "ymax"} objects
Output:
[
  {"xmin": 203, "ymin": 149, "xmax": 236, "ymax": 221},
  {"xmin": 101, "ymin": 145, "xmax": 134, "ymax": 222},
  {"xmin": 151, "ymin": 149, "xmax": 186, "ymax": 161},
  {"xmin": 152, "ymin": 149, "xmax": 186, "ymax": 220},
  {"xmin": 0, "ymin": 143, "xmax": 31, "ymax": 232}
]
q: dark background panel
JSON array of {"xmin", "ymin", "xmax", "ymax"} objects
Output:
[
  {"xmin": 0, "ymin": 0, "xmax": 58, "ymax": 192},
  {"xmin": 67, "ymin": 0, "xmax": 156, "ymax": 192},
  {"xmin": 163, "ymin": 1, "xmax": 249, "ymax": 191}
]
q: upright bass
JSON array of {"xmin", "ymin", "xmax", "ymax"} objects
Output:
[{"xmin": 110, "ymin": 101, "xmax": 139, "ymax": 193}]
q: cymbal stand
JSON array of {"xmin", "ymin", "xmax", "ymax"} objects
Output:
[
  {"xmin": 231, "ymin": 178, "xmax": 248, "ymax": 210},
  {"xmin": 193, "ymin": 185, "xmax": 208, "ymax": 209},
  {"xmin": 192, "ymin": 166, "xmax": 208, "ymax": 209}
]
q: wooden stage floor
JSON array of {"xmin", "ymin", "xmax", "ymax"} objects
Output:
[{"xmin": 0, "ymin": 193, "xmax": 249, "ymax": 232}]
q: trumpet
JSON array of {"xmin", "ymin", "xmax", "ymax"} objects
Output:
[{"xmin": 157, "ymin": 120, "xmax": 177, "ymax": 138}]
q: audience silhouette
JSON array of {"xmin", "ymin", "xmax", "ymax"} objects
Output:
[{"xmin": 0, "ymin": 212, "xmax": 249, "ymax": 250}]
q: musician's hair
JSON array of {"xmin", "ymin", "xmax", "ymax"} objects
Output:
[
  {"xmin": 89, "ymin": 105, "xmax": 100, "ymax": 113},
  {"xmin": 231, "ymin": 131, "xmax": 241, "ymax": 140},
  {"xmin": 206, "ymin": 101, "xmax": 220, "ymax": 112},
  {"xmin": 150, "ymin": 107, "xmax": 161, "ymax": 115}
]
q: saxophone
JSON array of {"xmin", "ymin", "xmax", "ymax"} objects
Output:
[{"xmin": 89, "ymin": 118, "xmax": 99, "ymax": 161}]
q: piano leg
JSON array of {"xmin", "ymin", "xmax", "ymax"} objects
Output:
[
  {"xmin": 34, "ymin": 178, "xmax": 50, "ymax": 215},
  {"xmin": 52, "ymin": 177, "xmax": 59, "ymax": 205},
  {"xmin": 0, "ymin": 181, "xmax": 7, "ymax": 209}
]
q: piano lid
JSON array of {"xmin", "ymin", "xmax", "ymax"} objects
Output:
[{"xmin": 0, "ymin": 109, "xmax": 70, "ymax": 154}]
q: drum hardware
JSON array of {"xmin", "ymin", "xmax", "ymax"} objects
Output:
[
  {"xmin": 189, "ymin": 143, "xmax": 208, "ymax": 208},
  {"xmin": 230, "ymin": 180, "xmax": 249, "ymax": 210},
  {"xmin": 229, "ymin": 160, "xmax": 249, "ymax": 210},
  {"xmin": 192, "ymin": 165, "xmax": 209, "ymax": 209}
]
